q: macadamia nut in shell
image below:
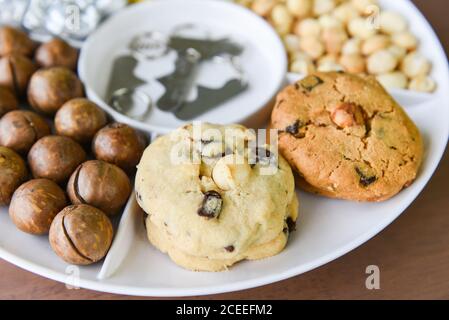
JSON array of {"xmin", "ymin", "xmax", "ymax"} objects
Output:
[
  {"xmin": 67, "ymin": 160, "xmax": 131, "ymax": 216},
  {"xmin": 9, "ymin": 179, "xmax": 67, "ymax": 234},
  {"xmin": 49, "ymin": 204, "xmax": 113, "ymax": 265}
]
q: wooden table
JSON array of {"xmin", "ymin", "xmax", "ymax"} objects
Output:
[{"xmin": 1, "ymin": 0, "xmax": 448, "ymax": 300}]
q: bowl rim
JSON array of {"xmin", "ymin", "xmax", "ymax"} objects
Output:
[{"xmin": 78, "ymin": 0, "xmax": 288, "ymax": 134}]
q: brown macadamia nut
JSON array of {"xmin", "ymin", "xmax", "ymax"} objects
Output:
[
  {"xmin": 0, "ymin": 146, "xmax": 28, "ymax": 205},
  {"xmin": 67, "ymin": 160, "xmax": 131, "ymax": 216},
  {"xmin": 55, "ymin": 98, "xmax": 107, "ymax": 144},
  {"xmin": 93, "ymin": 123, "xmax": 146, "ymax": 172},
  {"xmin": 0, "ymin": 86, "xmax": 18, "ymax": 117},
  {"xmin": 0, "ymin": 54, "xmax": 36, "ymax": 95},
  {"xmin": 9, "ymin": 179, "xmax": 67, "ymax": 235},
  {"xmin": 0, "ymin": 110, "xmax": 51, "ymax": 154},
  {"xmin": 27, "ymin": 67, "xmax": 84, "ymax": 115},
  {"xmin": 35, "ymin": 38, "xmax": 78, "ymax": 70},
  {"xmin": 0, "ymin": 26, "xmax": 35, "ymax": 57},
  {"xmin": 28, "ymin": 135, "xmax": 86, "ymax": 184},
  {"xmin": 49, "ymin": 204, "xmax": 113, "ymax": 265}
]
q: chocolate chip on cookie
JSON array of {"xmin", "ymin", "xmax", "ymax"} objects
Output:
[
  {"xmin": 296, "ymin": 75, "xmax": 324, "ymax": 93},
  {"xmin": 198, "ymin": 191, "xmax": 223, "ymax": 219},
  {"xmin": 285, "ymin": 120, "xmax": 301, "ymax": 135},
  {"xmin": 286, "ymin": 217, "xmax": 296, "ymax": 233},
  {"xmin": 355, "ymin": 167, "xmax": 377, "ymax": 187}
]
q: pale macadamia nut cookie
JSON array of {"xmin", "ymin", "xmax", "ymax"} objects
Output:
[
  {"xmin": 270, "ymin": 72, "xmax": 423, "ymax": 202},
  {"xmin": 135, "ymin": 123, "xmax": 298, "ymax": 271}
]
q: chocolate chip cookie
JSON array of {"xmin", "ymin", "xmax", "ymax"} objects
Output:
[
  {"xmin": 135, "ymin": 123, "xmax": 298, "ymax": 271},
  {"xmin": 270, "ymin": 72, "xmax": 423, "ymax": 202}
]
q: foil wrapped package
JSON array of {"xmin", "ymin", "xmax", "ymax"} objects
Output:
[{"xmin": 0, "ymin": 0, "xmax": 127, "ymax": 47}]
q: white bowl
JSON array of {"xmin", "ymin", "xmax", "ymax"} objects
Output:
[{"xmin": 78, "ymin": 0, "xmax": 287, "ymax": 134}]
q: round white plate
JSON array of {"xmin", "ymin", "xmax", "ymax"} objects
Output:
[
  {"xmin": 0, "ymin": 0, "xmax": 448, "ymax": 297},
  {"xmin": 78, "ymin": 0, "xmax": 287, "ymax": 134}
]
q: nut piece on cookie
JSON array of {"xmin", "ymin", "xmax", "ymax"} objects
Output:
[
  {"xmin": 212, "ymin": 154, "xmax": 251, "ymax": 191},
  {"xmin": 330, "ymin": 102, "xmax": 364, "ymax": 128}
]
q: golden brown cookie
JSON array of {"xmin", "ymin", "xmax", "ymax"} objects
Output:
[{"xmin": 270, "ymin": 72, "xmax": 423, "ymax": 202}]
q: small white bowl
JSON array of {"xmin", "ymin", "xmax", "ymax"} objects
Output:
[{"xmin": 78, "ymin": 0, "xmax": 287, "ymax": 134}]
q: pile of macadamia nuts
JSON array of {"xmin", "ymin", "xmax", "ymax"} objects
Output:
[
  {"xmin": 236, "ymin": 0, "xmax": 436, "ymax": 92},
  {"xmin": 0, "ymin": 26, "xmax": 147, "ymax": 266}
]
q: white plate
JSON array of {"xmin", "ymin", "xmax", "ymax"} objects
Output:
[
  {"xmin": 78, "ymin": 0, "xmax": 287, "ymax": 134},
  {"xmin": 0, "ymin": 0, "xmax": 448, "ymax": 297}
]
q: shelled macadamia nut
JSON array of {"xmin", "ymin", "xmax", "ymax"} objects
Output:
[
  {"xmin": 294, "ymin": 18, "xmax": 321, "ymax": 37},
  {"xmin": 28, "ymin": 67, "xmax": 84, "ymax": 115},
  {"xmin": 35, "ymin": 38, "xmax": 78, "ymax": 70},
  {"xmin": 376, "ymin": 71, "xmax": 408, "ymax": 89},
  {"xmin": 28, "ymin": 135, "xmax": 86, "ymax": 184},
  {"xmin": 408, "ymin": 75, "xmax": 437, "ymax": 93},
  {"xmin": 379, "ymin": 11, "xmax": 408, "ymax": 35},
  {"xmin": 55, "ymin": 98, "xmax": 107, "ymax": 144},
  {"xmin": 361, "ymin": 35, "xmax": 390, "ymax": 56},
  {"xmin": 333, "ymin": 2, "xmax": 359, "ymax": 23},
  {"xmin": 313, "ymin": 0, "xmax": 336, "ymax": 16},
  {"xmin": 367, "ymin": 49, "xmax": 398, "ymax": 74},
  {"xmin": 351, "ymin": 0, "xmax": 378, "ymax": 14},
  {"xmin": 392, "ymin": 32, "xmax": 418, "ymax": 51},
  {"xmin": 251, "ymin": 0, "xmax": 277, "ymax": 17},
  {"xmin": 67, "ymin": 160, "xmax": 131, "ymax": 216},
  {"xmin": 348, "ymin": 17, "xmax": 376, "ymax": 40},
  {"xmin": 299, "ymin": 36, "xmax": 325, "ymax": 59},
  {"xmin": 0, "ymin": 86, "xmax": 18, "ymax": 117},
  {"xmin": 0, "ymin": 146, "xmax": 28, "ymax": 205},
  {"xmin": 0, "ymin": 26, "xmax": 35, "ymax": 57},
  {"xmin": 271, "ymin": 4, "xmax": 293, "ymax": 35},
  {"xmin": 321, "ymin": 27, "xmax": 348, "ymax": 54},
  {"xmin": 401, "ymin": 52, "xmax": 431, "ymax": 78},
  {"xmin": 387, "ymin": 45, "xmax": 407, "ymax": 60},
  {"xmin": 283, "ymin": 34, "xmax": 301, "ymax": 53},
  {"xmin": 49, "ymin": 204, "xmax": 113, "ymax": 265},
  {"xmin": 0, "ymin": 54, "xmax": 36, "ymax": 95},
  {"xmin": 0, "ymin": 110, "xmax": 51, "ymax": 154},
  {"xmin": 342, "ymin": 38, "xmax": 362, "ymax": 55},
  {"xmin": 339, "ymin": 54, "xmax": 365, "ymax": 73},
  {"xmin": 9, "ymin": 179, "xmax": 67, "ymax": 235},
  {"xmin": 92, "ymin": 123, "xmax": 147, "ymax": 172},
  {"xmin": 290, "ymin": 55, "xmax": 315, "ymax": 74},
  {"xmin": 287, "ymin": 0, "xmax": 312, "ymax": 18}
]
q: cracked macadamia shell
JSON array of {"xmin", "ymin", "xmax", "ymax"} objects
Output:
[
  {"xmin": 0, "ymin": 54, "xmax": 36, "ymax": 95},
  {"xmin": 67, "ymin": 160, "xmax": 131, "ymax": 216},
  {"xmin": 28, "ymin": 135, "xmax": 86, "ymax": 184},
  {"xmin": 270, "ymin": 71, "xmax": 423, "ymax": 202},
  {"xmin": 92, "ymin": 123, "xmax": 146, "ymax": 172},
  {"xmin": 0, "ymin": 26, "xmax": 35, "ymax": 57},
  {"xmin": 9, "ymin": 179, "xmax": 67, "ymax": 235},
  {"xmin": 49, "ymin": 204, "xmax": 113, "ymax": 265},
  {"xmin": 35, "ymin": 38, "xmax": 78, "ymax": 70},
  {"xmin": 27, "ymin": 67, "xmax": 84, "ymax": 115},
  {"xmin": 0, "ymin": 86, "xmax": 18, "ymax": 117},
  {"xmin": 0, "ymin": 146, "xmax": 28, "ymax": 205},
  {"xmin": 55, "ymin": 98, "xmax": 107, "ymax": 144},
  {"xmin": 0, "ymin": 110, "xmax": 51, "ymax": 154}
]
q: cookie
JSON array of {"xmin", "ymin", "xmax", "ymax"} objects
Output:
[
  {"xmin": 135, "ymin": 123, "xmax": 298, "ymax": 272},
  {"xmin": 270, "ymin": 72, "xmax": 423, "ymax": 202}
]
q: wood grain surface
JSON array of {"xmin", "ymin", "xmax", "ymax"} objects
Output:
[{"xmin": 0, "ymin": 0, "xmax": 448, "ymax": 300}]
